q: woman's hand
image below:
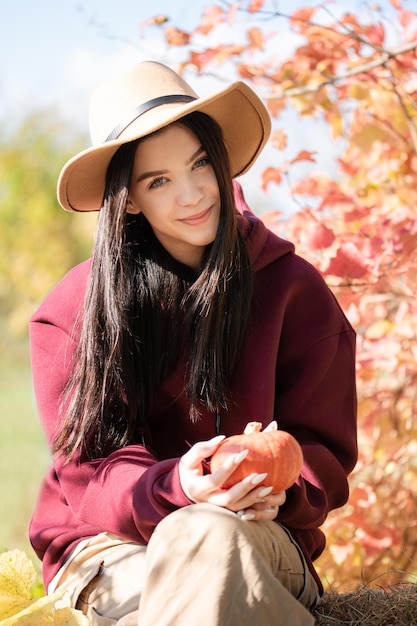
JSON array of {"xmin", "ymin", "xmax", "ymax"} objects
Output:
[
  {"xmin": 236, "ymin": 419, "xmax": 286, "ymax": 520},
  {"xmin": 178, "ymin": 431, "xmax": 286, "ymax": 521}
]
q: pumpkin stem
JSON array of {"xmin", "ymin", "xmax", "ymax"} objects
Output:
[{"xmin": 243, "ymin": 421, "xmax": 263, "ymax": 434}]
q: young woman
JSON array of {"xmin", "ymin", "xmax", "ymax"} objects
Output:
[{"xmin": 29, "ymin": 61, "xmax": 357, "ymax": 625}]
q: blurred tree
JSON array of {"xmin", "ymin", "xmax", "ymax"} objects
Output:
[{"xmin": 0, "ymin": 111, "xmax": 96, "ymax": 343}]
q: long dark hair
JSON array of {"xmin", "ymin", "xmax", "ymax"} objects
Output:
[{"xmin": 55, "ymin": 112, "xmax": 253, "ymax": 459}]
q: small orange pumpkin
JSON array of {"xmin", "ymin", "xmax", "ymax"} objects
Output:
[{"xmin": 210, "ymin": 422, "xmax": 303, "ymax": 492}]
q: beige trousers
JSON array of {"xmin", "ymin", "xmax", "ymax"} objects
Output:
[{"xmin": 54, "ymin": 503, "xmax": 319, "ymax": 625}]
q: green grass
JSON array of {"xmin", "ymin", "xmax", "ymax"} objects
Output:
[{"xmin": 0, "ymin": 342, "xmax": 50, "ymax": 575}]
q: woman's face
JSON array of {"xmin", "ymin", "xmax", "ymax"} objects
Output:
[{"xmin": 128, "ymin": 122, "xmax": 221, "ymax": 270}]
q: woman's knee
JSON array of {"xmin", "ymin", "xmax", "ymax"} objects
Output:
[
  {"xmin": 156, "ymin": 502, "xmax": 236, "ymax": 532},
  {"xmin": 150, "ymin": 503, "xmax": 242, "ymax": 552}
]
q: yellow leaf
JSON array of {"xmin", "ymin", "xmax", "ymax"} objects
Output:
[
  {"xmin": 0, "ymin": 551, "xmax": 36, "ymax": 619},
  {"xmin": 349, "ymin": 82, "xmax": 371, "ymax": 101},
  {"xmin": 0, "ymin": 592, "xmax": 90, "ymax": 625},
  {"xmin": 0, "ymin": 551, "xmax": 89, "ymax": 625},
  {"xmin": 351, "ymin": 124, "xmax": 390, "ymax": 149},
  {"xmin": 0, "ymin": 591, "xmax": 61, "ymax": 625},
  {"xmin": 365, "ymin": 319, "xmax": 392, "ymax": 339},
  {"xmin": 328, "ymin": 112, "xmax": 343, "ymax": 140}
]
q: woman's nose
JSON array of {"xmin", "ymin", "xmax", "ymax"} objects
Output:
[{"xmin": 177, "ymin": 179, "xmax": 204, "ymax": 206}]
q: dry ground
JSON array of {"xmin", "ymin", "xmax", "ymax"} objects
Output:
[{"xmin": 313, "ymin": 584, "xmax": 417, "ymax": 625}]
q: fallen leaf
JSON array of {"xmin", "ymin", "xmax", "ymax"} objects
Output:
[{"xmin": 0, "ymin": 551, "xmax": 36, "ymax": 620}]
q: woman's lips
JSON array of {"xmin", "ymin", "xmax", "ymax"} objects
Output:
[{"xmin": 179, "ymin": 206, "xmax": 213, "ymax": 225}]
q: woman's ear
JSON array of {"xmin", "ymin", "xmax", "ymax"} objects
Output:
[{"xmin": 127, "ymin": 197, "xmax": 141, "ymax": 214}]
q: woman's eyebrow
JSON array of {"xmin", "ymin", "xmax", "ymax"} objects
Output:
[
  {"xmin": 186, "ymin": 145, "xmax": 205, "ymax": 165},
  {"xmin": 136, "ymin": 168, "xmax": 168, "ymax": 183},
  {"xmin": 135, "ymin": 145, "xmax": 205, "ymax": 183}
]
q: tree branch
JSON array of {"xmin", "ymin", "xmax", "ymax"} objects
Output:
[
  {"xmin": 387, "ymin": 66, "xmax": 417, "ymax": 153},
  {"xmin": 265, "ymin": 40, "xmax": 417, "ymax": 99}
]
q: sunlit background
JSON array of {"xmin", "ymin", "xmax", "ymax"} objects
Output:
[{"xmin": 1, "ymin": 0, "xmax": 416, "ymax": 594}]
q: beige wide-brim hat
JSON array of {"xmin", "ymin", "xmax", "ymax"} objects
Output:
[{"xmin": 57, "ymin": 61, "xmax": 271, "ymax": 212}]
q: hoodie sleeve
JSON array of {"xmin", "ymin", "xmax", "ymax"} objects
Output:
[
  {"xmin": 269, "ymin": 254, "xmax": 358, "ymax": 532},
  {"xmin": 277, "ymin": 329, "xmax": 357, "ymax": 529},
  {"xmin": 29, "ymin": 262, "xmax": 192, "ymax": 547}
]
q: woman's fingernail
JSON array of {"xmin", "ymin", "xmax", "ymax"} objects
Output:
[
  {"xmin": 210, "ymin": 435, "xmax": 226, "ymax": 444},
  {"xmin": 258, "ymin": 486, "xmax": 273, "ymax": 497},
  {"xmin": 252, "ymin": 473, "xmax": 268, "ymax": 485},
  {"xmin": 239, "ymin": 512, "xmax": 255, "ymax": 521},
  {"xmin": 234, "ymin": 449, "xmax": 249, "ymax": 464}
]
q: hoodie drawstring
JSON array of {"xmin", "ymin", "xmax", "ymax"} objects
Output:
[{"xmin": 215, "ymin": 414, "xmax": 221, "ymax": 435}]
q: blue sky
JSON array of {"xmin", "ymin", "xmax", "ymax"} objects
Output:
[
  {"xmin": 3, "ymin": 0, "xmax": 399, "ymax": 126},
  {"xmin": 1, "ymin": 0, "xmax": 403, "ymax": 213},
  {"xmin": 2, "ymin": 0, "xmax": 204, "ymax": 126}
]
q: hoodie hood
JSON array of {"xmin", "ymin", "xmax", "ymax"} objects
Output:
[{"xmin": 233, "ymin": 181, "xmax": 294, "ymax": 272}]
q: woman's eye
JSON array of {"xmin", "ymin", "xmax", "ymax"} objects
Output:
[
  {"xmin": 148, "ymin": 176, "xmax": 167, "ymax": 190},
  {"xmin": 194, "ymin": 156, "xmax": 210, "ymax": 169}
]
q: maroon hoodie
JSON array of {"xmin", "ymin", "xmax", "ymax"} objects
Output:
[{"xmin": 29, "ymin": 186, "xmax": 357, "ymax": 592}]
